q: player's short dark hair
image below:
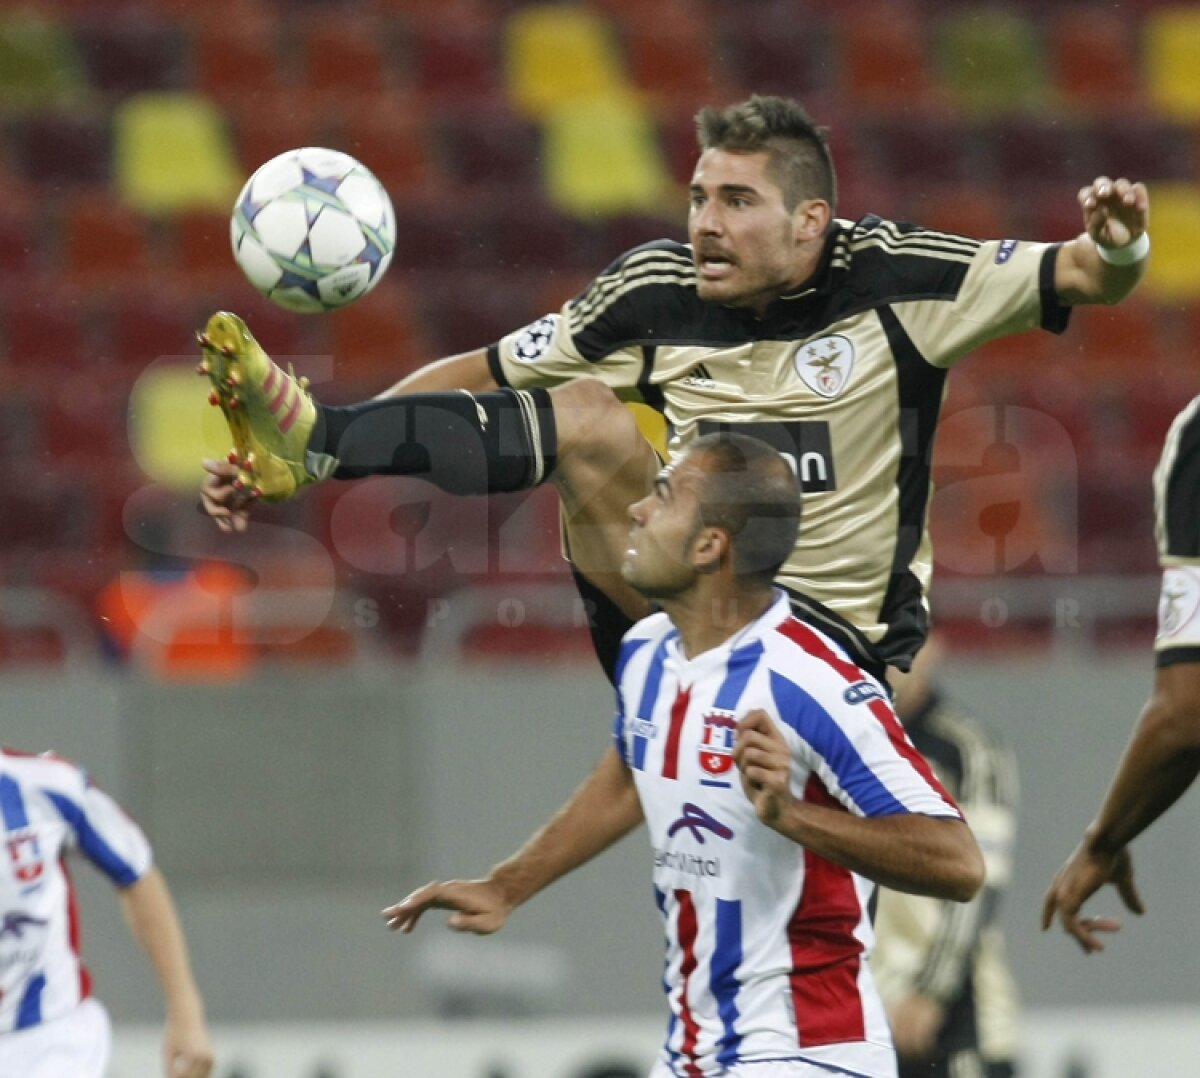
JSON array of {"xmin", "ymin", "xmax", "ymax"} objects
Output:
[
  {"xmin": 695, "ymin": 95, "xmax": 837, "ymax": 212},
  {"xmin": 690, "ymin": 432, "xmax": 801, "ymax": 586}
]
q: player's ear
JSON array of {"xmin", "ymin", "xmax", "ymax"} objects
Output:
[
  {"xmin": 693, "ymin": 527, "xmax": 730, "ymax": 574},
  {"xmin": 794, "ymin": 198, "xmax": 831, "ymax": 242}
]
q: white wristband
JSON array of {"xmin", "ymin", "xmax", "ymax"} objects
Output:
[{"xmin": 1095, "ymin": 232, "xmax": 1150, "ymax": 266}]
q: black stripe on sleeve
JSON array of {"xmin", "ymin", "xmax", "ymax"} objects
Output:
[
  {"xmin": 486, "ymin": 343, "xmax": 511, "ymax": 388},
  {"xmin": 638, "ymin": 345, "xmax": 665, "ymax": 412},
  {"xmin": 1040, "ymin": 245, "xmax": 1072, "ymax": 334},
  {"xmin": 1164, "ymin": 410, "xmax": 1200, "ymax": 558},
  {"xmin": 1156, "ymin": 646, "xmax": 1200, "ymax": 669}
]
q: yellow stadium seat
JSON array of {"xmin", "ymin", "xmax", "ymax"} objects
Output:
[
  {"xmin": 1140, "ymin": 184, "xmax": 1200, "ymax": 300},
  {"xmin": 114, "ymin": 93, "xmax": 241, "ymax": 214},
  {"xmin": 544, "ymin": 96, "xmax": 673, "ymax": 217},
  {"xmin": 935, "ymin": 7, "xmax": 1048, "ymax": 116},
  {"xmin": 504, "ymin": 4, "xmax": 628, "ymax": 120},
  {"xmin": 128, "ymin": 365, "xmax": 234, "ymax": 490},
  {"xmin": 0, "ymin": 13, "xmax": 82, "ymax": 108},
  {"xmin": 1145, "ymin": 6, "xmax": 1200, "ymax": 120}
]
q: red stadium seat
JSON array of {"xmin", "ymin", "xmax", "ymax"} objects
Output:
[
  {"xmin": 297, "ymin": 16, "xmax": 394, "ymax": 100},
  {"xmin": 171, "ymin": 209, "xmax": 244, "ymax": 291},
  {"xmin": 60, "ymin": 192, "xmax": 154, "ymax": 292},
  {"xmin": 337, "ymin": 93, "xmax": 441, "ymax": 197},
  {"xmin": 328, "ymin": 280, "xmax": 432, "ymax": 382},
  {"xmin": 4, "ymin": 291, "xmax": 89, "ymax": 374},
  {"xmin": 407, "ymin": 22, "xmax": 500, "ymax": 105},
  {"xmin": 841, "ymin": 3, "xmax": 935, "ymax": 111},
  {"xmin": 192, "ymin": 9, "xmax": 285, "ymax": 107},
  {"xmin": 1047, "ymin": 10, "xmax": 1142, "ymax": 113}
]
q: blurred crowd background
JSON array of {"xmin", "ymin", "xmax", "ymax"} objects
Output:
[{"xmin": 2, "ymin": 0, "xmax": 1200, "ymax": 673}]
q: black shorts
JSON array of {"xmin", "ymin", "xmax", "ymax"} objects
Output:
[{"xmin": 571, "ymin": 566, "xmax": 890, "ymax": 687}]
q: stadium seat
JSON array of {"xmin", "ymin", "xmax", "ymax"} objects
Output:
[
  {"xmin": 3, "ymin": 291, "xmax": 88, "ymax": 374},
  {"xmin": 865, "ymin": 114, "xmax": 976, "ymax": 192},
  {"xmin": 192, "ymin": 9, "xmax": 285, "ymax": 108},
  {"xmin": 982, "ymin": 116, "xmax": 1098, "ymax": 191},
  {"xmin": 127, "ymin": 363, "xmax": 233, "ymax": 491},
  {"xmin": 616, "ymin": 3, "xmax": 730, "ymax": 108},
  {"xmin": 298, "ymin": 16, "xmax": 393, "ymax": 99},
  {"xmin": 1088, "ymin": 117, "xmax": 1194, "ymax": 184},
  {"xmin": 711, "ymin": 2, "xmax": 830, "ymax": 100},
  {"xmin": 1138, "ymin": 183, "xmax": 1200, "ymax": 300},
  {"xmin": 503, "ymin": 4, "xmax": 628, "ymax": 120},
  {"xmin": 113, "ymin": 92, "xmax": 242, "ymax": 213},
  {"xmin": 171, "ymin": 209, "xmax": 244, "ymax": 291},
  {"xmin": 542, "ymin": 96, "xmax": 674, "ymax": 218},
  {"xmin": 484, "ymin": 190, "xmax": 597, "ymax": 273},
  {"xmin": 935, "ymin": 7, "xmax": 1048, "ymax": 115},
  {"xmin": 408, "ymin": 22, "xmax": 501, "ymax": 105},
  {"xmin": 16, "ymin": 110, "xmax": 110, "ymax": 188},
  {"xmin": 0, "ymin": 11, "xmax": 82, "ymax": 108},
  {"xmin": 840, "ymin": 3, "xmax": 936, "ymax": 111},
  {"xmin": 416, "ymin": 270, "xmax": 545, "ymax": 356},
  {"xmin": 74, "ymin": 19, "xmax": 186, "ymax": 97},
  {"xmin": 1145, "ymin": 6, "xmax": 1200, "ymax": 121},
  {"xmin": 60, "ymin": 191, "xmax": 154, "ymax": 292},
  {"xmin": 103, "ymin": 291, "xmax": 202, "ymax": 376},
  {"xmin": 337, "ymin": 94, "xmax": 440, "ymax": 197},
  {"xmin": 908, "ymin": 187, "xmax": 1008, "ymax": 242},
  {"xmin": 226, "ymin": 91, "xmax": 330, "ymax": 176},
  {"xmin": 327, "ymin": 280, "xmax": 432, "ymax": 380},
  {"xmin": 436, "ymin": 105, "xmax": 544, "ymax": 197},
  {"xmin": 0, "ymin": 209, "xmax": 39, "ymax": 289},
  {"xmin": 1047, "ymin": 10, "xmax": 1141, "ymax": 113}
]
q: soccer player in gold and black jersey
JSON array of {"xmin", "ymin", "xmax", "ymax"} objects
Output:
[{"xmin": 200, "ymin": 95, "xmax": 1150, "ymax": 682}]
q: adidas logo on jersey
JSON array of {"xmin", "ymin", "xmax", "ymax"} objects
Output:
[{"xmin": 681, "ymin": 363, "xmax": 717, "ymax": 389}]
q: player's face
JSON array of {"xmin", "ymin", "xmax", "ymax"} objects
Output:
[
  {"xmin": 688, "ymin": 149, "xmax": 814, "ymax": 314},
  {"xmin": 622, "ymin": 456, "xmax": 707, "ymax": 599}
]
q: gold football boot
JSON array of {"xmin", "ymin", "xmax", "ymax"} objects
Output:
[{"xmin": 196, "ymin": 311, "xmax": 336, "ymax": 502}]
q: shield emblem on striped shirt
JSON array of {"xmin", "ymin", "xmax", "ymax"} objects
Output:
[
  {"xmin": 7, "ymin": 834, "xmax": 44, "ymax": 884},
  {"xmin": 699, "ymin": 711, "xmax": 736, "ymax": 778}
]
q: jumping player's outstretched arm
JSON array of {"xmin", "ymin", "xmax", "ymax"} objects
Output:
[
  {"xmin": 733, "ymin": 709, "xmax": 984, "ymax": 903},
  {"xmin": 1042, "ymin": 661, "xmax": 1200, "ymax": 953},
  {"xmin": 383, "ymin": 746, "xmax": 643, "ymax": 936},
  {"xmin": 1054, "ymin": 176, "xmax": 1150, "ymax": 306}
]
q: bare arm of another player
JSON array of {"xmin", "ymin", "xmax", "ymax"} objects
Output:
[
  {"xmin": 201, "ymin": 348, "xmax": 499, "ymax": 530},
  {"xmin": 1042, "ymin": 662, "xmax": 1200, "ymax": 953},
  {"xmin": 1055, "ymin": 176, "xmax": 1150, "ymax": 306},
  {"xmin": 383, "ymin": 746, "xmax": 643, "ymax": 935},
  {"xmin": 734, "ymin": 709, "xmax": 984, "ymax": 902},
  {"xmin": 117, "ymin": 867, "xmax": 213, "ymax": 1078}
]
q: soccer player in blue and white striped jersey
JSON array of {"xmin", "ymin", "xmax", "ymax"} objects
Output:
[
  {"xmin": 0, "ymin": 747, "xmax": 212, "ymax": 1078},
  {"xmin": 386, "ymin": 433, "xmax": 982, "ymax": 1078}
]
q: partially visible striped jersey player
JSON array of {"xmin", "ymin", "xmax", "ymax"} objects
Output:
[
  {"xmin": 200, "ymin": 94, "xmax": 1150, "ymax": 683},
  {"xmin": 1044, "ymin": 395, "xmax": 1200, "ymax": 954},
  {"xmin": 385, "ymin": 435, "xmax": 984, "ymax": 1078},
  {"xmin": 0, "ymin": 748, "xmax": 212, "ymax": 1078}
]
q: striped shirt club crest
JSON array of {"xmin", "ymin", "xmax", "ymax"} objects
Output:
[{"xmin": 613, "ymin": 593, "xmax": 960, "ymax": 1077}]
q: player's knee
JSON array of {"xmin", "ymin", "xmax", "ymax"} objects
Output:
[{"xmin": 550, "ymin": 377, "xmax": 641, "ymax": 457}]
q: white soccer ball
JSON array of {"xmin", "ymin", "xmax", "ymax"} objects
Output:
[{"xmin": 230, "ymin": 147, "xmax": 396, "ymax": 313}]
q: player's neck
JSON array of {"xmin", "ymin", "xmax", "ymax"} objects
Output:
[{"xmin": 662, "ymin": 583, "xmax": 776, "ymax": 661}]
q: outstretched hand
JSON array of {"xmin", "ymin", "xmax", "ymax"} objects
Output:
[
  {"xmin": 1041, "ymin": 843, "xmax": 1144, "ymax": 954},
  {"xmin": 734, "ymin": 708, "xmax": 793, "ymax": 827},
  {"xmin": 200, "ymin": 458, "xmax": 254, "ymax": 534},
  {"xmin": 1078, "ymin": 176, "xmax": 1149, "ymax": 249},
  {"xmin": 383, "ymin": 878, "xmax": 514, "ymax": 936}
]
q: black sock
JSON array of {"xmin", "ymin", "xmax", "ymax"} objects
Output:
[{"xmin": 310, "ymin": 388, "xmax": 557, "ymax": 494}]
